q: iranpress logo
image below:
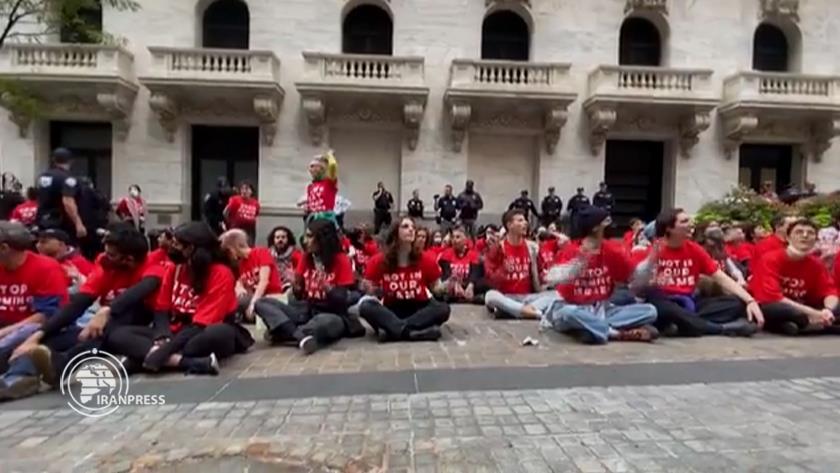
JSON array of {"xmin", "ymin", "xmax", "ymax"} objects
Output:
[{"xmin": 60, "ymin": 348, "xmax": 165, "ymax": 417}]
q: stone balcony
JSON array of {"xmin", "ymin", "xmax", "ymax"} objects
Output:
[
  {"xmin": 443, "ymin": 59, "xmax": 577, "ymax": 153},
  {"xmin": 295, "ymin": 52, "xmax": 430, "ymax": 149},
  {"xmin": 625, "ymin": 0, "xmax": 668, "ymax": 14},
  {"xmin": 719, "ymin": 71, "xmax": 840, "ymax": 161},
  {"xmin": 140, "ymin": 47, "xmax": 284, "ymax": 144},
  {"xmin": 583, "ymin": 65, "xmax": 717, "ymax": 156},
  {"xmin": 0, "ymin": 43, "xmax": 138, "ymax": 138}
]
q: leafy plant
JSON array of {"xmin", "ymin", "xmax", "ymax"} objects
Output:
[{"xmin": 695, "ymin": 186, "xmax": 786, "ymax": 228}]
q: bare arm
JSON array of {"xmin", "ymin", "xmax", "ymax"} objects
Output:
[
  {"xmin": 62, "ymin": 196, "xmax": 83, "ymax": 229},
  {"xmin": 250, "ymin": 266, "xmax": 272, "ymax": 304}
]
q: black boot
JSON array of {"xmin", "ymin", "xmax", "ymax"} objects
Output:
[
  {"xmin": 406, "ymin": 326, "xmax": 442, "ymax": 342},
  {"xmin": 178, "ymin": 354, "xmax": 220, "ymax": 375}
]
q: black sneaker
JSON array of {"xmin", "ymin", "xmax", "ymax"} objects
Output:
[
  {"xmin": 0, "ymin": 376, "xmax": 41, "ymax": 401},
  {"xmin": 117, "ymin": 355, "xmax": 141, "ymax": 377},
  {"xmin": 344, "ymin": 314, "xmax": 367, "ymax": 339},
  {"xmin": 722, "ymin": 320, "xmax": 758, "ymax": 337},
  {"xmin": 660, "ymin": 323, "xmax": 679, "ymax": 337},
  {"xmin": 406, "ymin": 326, "xmax": 442, "ymax": 342},
  {"xmin": 183, "ymin": 354, "xmax": 220, "ymax": 376},
  {"xmin": 781, "ymin": 321, "xmax": 800, "ymax": 336},
  {"xmin": 298, "ymin": 335, "xmax": 318, "ymax": 355}
]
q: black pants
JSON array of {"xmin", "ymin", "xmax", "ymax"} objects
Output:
[
  {"xmin": 647, "ymin": 293, "xmax": 745, "ymax": 337},
  {"xmin": 374, "ymin": 210, "xmax": 391, "ymax": 235},
  {"xmin": 107, "ymin": 324, "xmax": 238, "ymax": 364},
  {"xmin": 541, "ymin": 214, "xmax": 559, "ymax": 228},
  {"xmin": 254, "ymin": 299, "xmax": 347, "ymax": 345},
  {"xmin": 761, "ymin": 303, "xmax": 840, "ymax": 334},
  {"xmin": 359, "ymin": 299, "xmax": 450, "ymax": 340},
  {"xmin": 39, "ymin": 326, "xmax": 102, "ymax": 381}
]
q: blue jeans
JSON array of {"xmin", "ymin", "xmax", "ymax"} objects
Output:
[
  {"xmin": 543, "ymin": 302, "xmax": 657, "ymax": 344},
  {"xmin": 484, "ymin": 290, "xmax": 560, "ymax": 319}
]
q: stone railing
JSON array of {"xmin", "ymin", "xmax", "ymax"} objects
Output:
[
  {"xmin": 723, "ymin": 71, "xmax": 840, "ymax": 104},
  {"xmin": 449, "ymin": 59, "xmax": 571, "ymax": 91},
  {"xmin": 625, "ymin": 0, "xmax": 668, "ymax": 14},
  {"xmin": 0, "ymin": 43, "xmax": 134, "ymax": 80},
  {"xmin": 299, "ymin": 52, "xmax": 425, "ymax": 87},
  {"xmin": 146, "ymin": 47, "xmax": 280, "ymax": 83},
  {"xmin": 587, "ymin": 65, "xmax": 714, "ymax": 99}
]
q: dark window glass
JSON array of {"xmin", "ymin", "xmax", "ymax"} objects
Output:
[
  {"xmin": 342, "ymin": 5, "xmax": 393, "ymax": 55},
  {"xmin": 60, "ymin": 1, "xmax": 103, "ymax": 44},
  {"xmin": 203, "ymin": 0, "xmax": 250, "ymax": 49},
  {"xmin": 619, "ymin": 18, "xmax": 661, "ymax": 66},
  {"xmin": 481, "ymin": 11, "xmax": 529, "ymax": 61},
  {"xmin": 753, "ymin": 23, "xmax": 789, "ymax": 72}
]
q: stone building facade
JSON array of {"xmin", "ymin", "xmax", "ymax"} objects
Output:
[{"xmin": 1, "ymin": 0, "xmax": 839, "ymax": 234}]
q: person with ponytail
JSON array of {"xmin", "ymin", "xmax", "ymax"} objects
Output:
[
  {"xmin": 108, "ymin": 222, "xmax": 253, "ymax": 375},
  {"xmin": 358, "ymin": 217, "xmax": 451, "ymax": 342}
]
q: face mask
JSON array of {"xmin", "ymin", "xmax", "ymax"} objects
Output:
[
  {"xmin": 167, "ymin": 249, "xmax": 188, "ymax": 264},
  {"xmin": 129, "ymin": 189, "xmax": 140, "ymax": 198}
]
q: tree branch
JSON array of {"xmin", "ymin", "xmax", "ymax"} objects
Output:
[{"xmin": 0, "ymin": 0, "xmax": 27, "ymax": 47}]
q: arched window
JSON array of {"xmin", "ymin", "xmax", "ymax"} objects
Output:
[
  {"xmin": 60, "ymin": 0, "xmax": 102, "ymax": 44},
  {"xmin": 202, "ymin": 0, "xmax": 250, "ymax": 49},
  {"xmin": 481, "ymin": 11, "xmax": 530, "ymax": 61},
  {"xmin": 753, "ymin": 23, "xmax": 789, "ymax": 72},
  {"xmin": 619, "ymin": 18, "xmax": 661, "ymax": 66},
  {"xmin": 342, "ymin": 5, "xmax": 393, "ymax": 55}
]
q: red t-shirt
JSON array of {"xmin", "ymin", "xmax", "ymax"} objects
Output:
[
  {"xmin": 10, "ymin": 200, "xmax": 37, "ymax": 226},
  {"xmin": 622, "ymin": 230, "xmax": 635, "ymax": 252},
  {"xmin": 115, "ymin": 197, "xmax": 146, "ymax": 221},
  {"xmin": 295, "ymin": 253, "xmax": 355, "ymax": 301},
  {"xmin": 438, "ymin": 247, "xmax": 479, "ymax": 282},
  {"xmin": 80, "ymin": 257, "xmax": 161, "ymax": 306},
  {"xmin": 835, "ymin": 254, "xmax": 840, "ymax": 295},
  {"xmin": 750, "ymin": 234, "xmax": 786, "ymax": 271},
  {"xmin": 365, "ymin": 253, "xmax": 441, "ymax": 304},
  {"xmin": 225, "ymin": 195, "xmax": 260, "ymax": 228},
  {"xmin": 555, "ymin": 241, "xmax": 633, "ymax": 305},
  {"xmin": 538, "ymin": 239, "xmax": 560, "ymax": 285},
  {"xmin": 0, "ymin": 252, "xmax": 68, "ymax": 325},
  {"xmin": 653, "ymin": 240, "xmax": 718, "ymax": 295},
  {"xmin": 353, "ymin": 241, "xmax": 379, "ymax": 274},
  {"xmin": 475, "ymin": 238, "xmax": 487, "ymax": 255},
  {"xmin": 146, "ymin": 248, "xmax": 170, "ymax": 267},
  {"xmin": 725, "ymin": 242, "xmax": 755, "ymax": 262},
  {"xmin": 238, "ymin": 247, "xmax": 283, "ymax": 295},
  {"xmin": 306, "ymin": 178, "xmax": 337, "ymax": 213},
  {"xmin": 749, "ymin": 249, "xmax": 838, "ymax": 306},
  {"xmin": 155, "ymin": 263, "xmax": 237, "ymax": 328},
  {"xmin": 63, "ymin": 252, "xmax": 94, "ymax": 277},
  {"xmin": 485, "ymin": 240, "xmax": 533, "ymax": 295}
]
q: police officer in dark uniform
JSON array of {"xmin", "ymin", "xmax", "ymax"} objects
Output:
[
  {"xmin": 407, "ymin": 189, "xmax": 424, "ymax": 219},
  {"xmin": 457, "ymin": 180, "xmax": 483, "ymax": 237},
  {"xmin": 508, "ymin": 190, "xmax": 540, "ymax": 226},
  {"xmin": 203, "ymin": 177, "xmax": 232, "ymax": 235},
  {"xmin": 434, "ymin": 184, "xmax": 458, "ymax": 233},
  {"xmin": 372, "ymin": 182, "xmax": 394, "ymax": 235},
  {"xmin": 540, "ymin": 186, "xmax": 563, "ymax": 227},
  {"xmin": 567, "ymin": 187, "xmax": 591, "ymax": 219},
  {"xmin": 592, "ymin": 182, "xmax": 615, "ymax": 214},
  {"xmin": 36, "ymin": 148, "xmax": 86, "ymax": 243}
]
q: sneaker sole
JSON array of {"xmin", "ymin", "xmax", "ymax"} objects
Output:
[
  {"xmin": 0, "ymin": 377, "xmax": 41, "ymax": 401},
  {"xmin": 300, "ymin": 337, "xmax": 318, "ymax": 355},
  {"xmin": 29, "ymin": 345, "xmax": 56, "ymax": 386}
]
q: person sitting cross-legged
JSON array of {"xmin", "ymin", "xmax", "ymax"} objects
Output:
[
  {"xmin": 437, "ymin": 225, "xmax": 485, "ymax": 304},
  {"xmin": 483, "ymin": 209, "xmax": 558, "ymax": 319},
  {"xmin": 541, "ymin": 206, "xmax": 659, "ymax": 344},
  {"xmin": 635, "ymin": 208, "xmax": 763, "ymax": 337},
  {"xmin": 357, "ymin": 217, "xmax": 451, "ymax": 342},
  {"xmin": 219, "ymin": 229, "xmax": 285, "ymax": 322},
  {"xmin": 750, "ymin": 219, "xmax": 840, "ymax": 335}
]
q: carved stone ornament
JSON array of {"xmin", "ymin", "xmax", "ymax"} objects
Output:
[
  {"xmin": 302, "ymin": 96, "xmax": 326, "ymax": 146},
  {"xmin": 760, "ymin": 0, "xmax": 799, "ymax": 22},
  {"xmin": 97, "ymin": 90, "xmax": 136, "ymax": 141},
  {"xmin": 253, "ymin": 95, "xmax": 280, "ymax": 146},
  {"xmin": 449, "ymin": 102, "xmax": 472, "ymax": 152},
  {"xmin": 149, "ymin": 93, "xmax": 179, "ymax": 142},
  {"xmin": 544, "ymin": 107, "xmax": 568, "ymax": 154},
  {"xmin": 403, "ymin": 101, "xmax": 425, "ymax": 151},
  {"xmin": 625, "ymin": 0, "xmax": 668, "ymax": 15},
  {"xmin": 0, "ymin": 91, "xmax": 32, "ymax": 138},
  {"xmin": 722, "ymin": 112, "xmax": 759, "ymax": 159},
  {"xmin": 485, "ymin": 0, "xmax": 530, "ymax": 7},
  {"xmin": 587, "ymin": 105, "xmax": 618, "ymax": 155},
  {"xmin": 678, "ymin": 111, "xmax": 712, "ymax": 158},
  {"xmin": 801, "ymin": 118, "xmax": 840, "ymax": 163}
]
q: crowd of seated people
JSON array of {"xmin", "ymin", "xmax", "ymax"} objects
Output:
[{"xmin": 2, "ymin": 190, "xmax": 840, "ymax": 402}]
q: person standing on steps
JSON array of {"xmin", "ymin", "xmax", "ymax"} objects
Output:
[
  {"xmin": 407, "ymin": 189, "xmax": 424, "ymax": 220},
  {"xmin": 36, "ymin": 148, "xmax": 86, "ymax": 245},
  {"xmin": 434, "ymin": 185, "xmax": 458, "ymax": 234},
  {"xmin": 509, "ymin": 190, "xmax": 540, "ymax": 229},
  {"xmin": 203, "ymin": 177, "xmax": 232, "ymax": 235},
  {"xmin": 457, "ymin": 180, "xmax": 483, "ymax": 238},
  {"xmin": 567, "ymin": 187, "xmax": 591, "ymax": 221},
  {"xmin": 372, "ymin": 182, "xmax": 394, "ymax": 235},
  {"xmin": 592, "ymin": 182, "xmax": 615, "ymax": 214},
  {"xmin": 540, "ymin": 187, "xmax": 563, "ymax": 228}
]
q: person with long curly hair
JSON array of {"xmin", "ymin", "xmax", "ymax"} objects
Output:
[
  {"xmin": 107, "ymin": 222, "xmax": 254, "ymax": 375},
  {"xmin": 253, "ymin": 219, "xmax": 364, "ymax": 354},
  {"xmin": 358, "ymin": 217, "xmax": 450, "ymax": 342},
  {"xmin": 266, "ymin": 225, "xmax": 302, "ymax": 292}
]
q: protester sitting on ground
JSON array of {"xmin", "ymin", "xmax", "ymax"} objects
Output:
[
  {"xmin": 536, "ymin": 224, "xmax": 570, "ymax": 288},
  {"xmin": 254, "ymin": 219, "xmax": 363, "ymax": 353},
  {"xmin": 750, "ymin": 215, "xmax": 797, "ymax": 272},
  {"xmin": 9, "ymin": 187, "xmax": 38, "ymax": 228},
  {"xmin": 816, "ymin": 212, "xmax": 840, "ymax": 267},
  {"xmin": 224, "ymin": 181, "xmax": 260, "ymax": 243},
  {"xmin": 346, "ymin": 225, "xmax": 379, "ymax": 276},
  {"xmin": 107, "ymin": 222, "xmax": 254, "ymax": 376},
  {"xmin": 358, "ymin": 217, "xmax": 451, "ymax": 342},
  {"xmin": 266, "ymin": 225, "xmax": 302, "ymax": 291},
  {"xmin": 36, "ymin": 229, "xmax": 94, "ymax": 289},
  {"xmin": 428, "ymin": 230, "xmax": 446, "ymax": 259},
  {"xmin": 622, "ymin": 218, "xmax": 644, "ymax": 253},
  {"xmin": 305, "ymin": 150, "xmax": 339, "ymax": 224},
  {"xmin": 749, "ymin": 219, "xmax": 840, "ymax": 335},
  {"xmin": 414, "ymin": 225, "xmax": 430, "ymax": 255},
  {"xmin": 634, "ymin": 209, "xmax": 763, "ymax": 338},
  {"xmin": 474, "ymin": 225, "xmax": 498, "ymax": 255},
  {"xmin": 147, "ymin": 227, "xmax": 173, "ymax": 266},
  {"xmin": 541, "ymin": 206, "xmax": 658, "ymax": 344},
  {"xmin": 438, "ymin": 226, "xmax": 485, "ymax": 304},
  {"xmin": 115, "ymin": 184, "xmax": 147, "ymax": 234},
  {"xmin": 220, "ymin": 229, "xmax": 284, "ymax": 323},
  {"xmin": 702, "ymin": 227, "xmax": 747, "ymax": 286},
  {"xmin": 724, "ymin": 224, "xmax": 754, "ymax": 267},
  {"xmin": 8, "ymin": 227, "xmax": 162, "ymax": 394},
  {"xmin": 484, "ymin": 209, "xmax": 559, "ymax": 320}
]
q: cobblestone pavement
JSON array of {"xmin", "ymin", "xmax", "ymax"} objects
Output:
[{"xmin": 4, "ymin": 377, "xmax": 840, "ymax": 472}]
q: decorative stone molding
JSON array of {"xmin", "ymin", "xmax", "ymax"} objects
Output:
[
  {"xmin": 802, "ymin": 118, "xmax": 840, "ymax": 163},
  {"xmin": 760, "ymin": 0, "xmax": 799, "ymax": 22},
  {"xmin": 449, "ymin": 102, "xmax": 472, "ymax": 152},
  {"xmin": 625, "ymin": 0, "xmax": 667, "ymax": 15},
  {"xmin": 96, "ymin": 90, "xmax": 135, "ymax": 141},
  {"xmin": 253, "ymin": 95, "xmax": 280, "ymax": 146},
  {"xmin": 678, "ymin": 111, "xmax": 712, "ymax": 158},
  {"xmin": 149, "ymin": 93, "xmax": 179, "ymax": 142},
  {"xmin": 7, "ymin": 108, "xmax": 31, "ymax": 138},
  {"xmin": 302, "ymin": 96, "xmax": 327, "ymax": 146},
  {"xmin": 544, "ymin": 107, "xmax": 568, "ymax": 154},
  {"xmin": 403, "ymin": 101, "xmax": 425, "ymax": 150},
  {"xmin": 721, "ymin": 113, "xmax": 759, "ymax": 159},
  {"xmin": 586, "ymin": 105, "xmax": 618, "ymax": 155}
]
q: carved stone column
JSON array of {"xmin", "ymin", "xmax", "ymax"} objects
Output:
[
  {"xmin": 302, "ymin": 96, "xmax": 326, "ymax": 146},
  {"xmin": 449, "ymin": 102, "xmax": 472, "ymax": 152},
  {"xmin": 587, "ymin": 105, "xmax": 617, "ymax": 155},
  {"xmin": 403, "ymin": 100, "xmax": 425, "ymax": 151},
  {"xmin": 678, "ymin": 111, "xmax": 712, "ymax": 158},
  {"xmin": 543, "ymin": 107, "xmax": 568, "ymax": 154},
  {"xmin": 722, "ymin": 112, "xmax": 759, "ymax": 159},
  {"xmin": 149, "ymin": 93, "xmax": 179, "ymax": 142}
]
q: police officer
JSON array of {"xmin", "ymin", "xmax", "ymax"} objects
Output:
[
  {"xmin": 372, "ymin": 181, "xmax": 394, "ymax": 234},
  {"xmin": 36, "ymin": 148, "xmax": 86, "ymax": 243},
  {"xmin": 540, "ymin": 187, "xmax": 563, "ymax": 227},
  {"xmin": 457, "ymin": 180, "xmax": 483, "ymax": 237},
  {"xmin": 567, "ymin": 187, "xmax": 591, "ymax": 218},
  {"xmin": 203, "ymin": 177, "xmax": 232, "ymax": 235},
  {"xmin": 592, "ymin": 182, "xmax": 615, "ymax": 214},
  {"xmin": 434, "ymin": 185, "xmax": 458, "ymax": 234},
  {"xmin": 407, "ymin": 189, "xmax": 424, "ymax": 219},
  {"xmin": 508, "ymin": 190, "xmax": 539, "ymax": 226}
]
